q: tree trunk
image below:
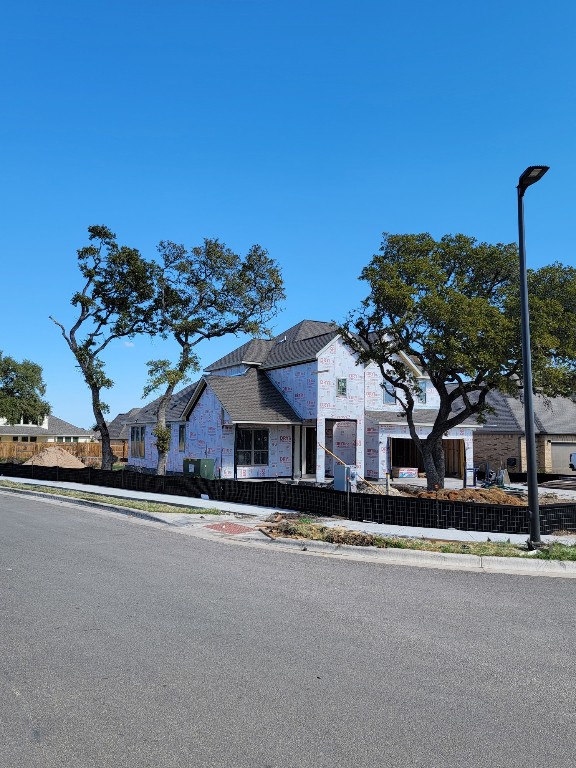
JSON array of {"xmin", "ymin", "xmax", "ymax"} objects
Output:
[
  {"xmin": 91, "ymin": 387, "xmax": 114, "ymax": 470},
  {"xmin": 154, "ymin": 384, "xmax": 175, "ymax": 476},
  {"xmin": 432, "ymin": 439, "xmax": 446, "ymax": 489},
  {"xmin": 421, "ymin": 436, "xmax": 445, "ymax": 491}
]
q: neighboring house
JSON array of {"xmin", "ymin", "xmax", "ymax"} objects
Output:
[
  {"xmin": 0, "ymin": 415, "xmax": 95, "ymax": 443},
  {"xmin": 127, "ymin": 320, "xmax": 477, "ymax": 482},
  {"xmin": 106, "ymin": 408, "xmax": 141, "ymax": 458},
  {"xmin": 473, "ymin": 390, "xmax": 576, "ymax": 475}
]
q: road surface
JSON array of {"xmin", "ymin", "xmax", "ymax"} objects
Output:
[{"xmin": 1, "ymin": 492, "xmax": 575, "ymax": 767}]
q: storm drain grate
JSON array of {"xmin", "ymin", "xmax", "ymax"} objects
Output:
[{"xmin": 204, "ymin": 522, "xmax": 255, "ymax": 535}]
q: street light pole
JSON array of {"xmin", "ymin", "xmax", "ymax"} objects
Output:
[{"xmin": 517, "ymin": 165, "xmax": 549, "ymax": 548}]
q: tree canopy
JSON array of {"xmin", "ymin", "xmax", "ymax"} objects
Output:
[
  {"xmin": 145, "ymin": 238, "xmax": 285, "ymax": 475},
  {"xmin": 340, "ymin": 232, "xmax": 576, "ymax": 489},
  {"xmin": 0, "ymin": 353, "xmax": 51, "ymax": 425},
  {"xmin": 50, "ymin": 225, "xmax": 158, "ymax": 470}
]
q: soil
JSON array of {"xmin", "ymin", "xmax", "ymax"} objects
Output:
[
  {"xmin": 24, "ymin": 446, "xmax": 86, "ymax": 469},
  {"xmin": 411, "ymin": 487, "xmax": 569, "ymax": 506}
]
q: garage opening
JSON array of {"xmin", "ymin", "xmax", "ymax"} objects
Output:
[
  {"xmin": 550, "ymin": 442, "xmax": 576, "ymax": 475},
  {"xmin": 390, "ymin": 438, "xmax": 465, "ymax": 478}
]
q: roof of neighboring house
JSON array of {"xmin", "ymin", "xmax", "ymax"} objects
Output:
[
  {"xmin": 476, "ymin": 390, "xmax": 576, "ymax": 434},
  {"xmin": 201, "ymin": 368, "xmax": 302, "ymax": 424},
  {"xmin": 107, "ymin": 408, "xmax": 142, "ymax": 440},
  {"xmin": 125, "ymin": 382, "xmax": 201, "ymax": 425},
  {"xmin": 204, "ymin": 320, "xmax": 339, "ymax": 374},
  {"xmin": 0, "ymin": 415, "xmax": 95, "ymax": 437}
]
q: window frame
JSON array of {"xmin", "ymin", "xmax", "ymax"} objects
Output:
[
  {"xmin": 130, "ymin": 425, "xmax": 146, "ymax": 458},
  {"xmin": 178, "ymin": 424, "xmax": 186, "ymax": 452},
  {"xmin": 383, "ymin": 386, "xmax": 396, "ymax": 404},
  {"xmin": 336, "ymin": 378, "xmax": 347, "ymax": 397},
  {"xmin": 416, "ymin": 381, "xmax": 427, "ymax": 404},
  {"xmin": 235, "ymin": 428, "xmax": 269, "ymax": 466}
]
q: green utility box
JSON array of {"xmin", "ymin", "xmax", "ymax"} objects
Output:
[
  {"xmin": 198, "ymin": 459, "xmax": 215, "ymax": 480},
  {"xmin": 183, "ymin": 458, "xmax": 215, "ymax": 479}
]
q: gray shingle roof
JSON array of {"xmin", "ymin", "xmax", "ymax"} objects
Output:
[
  {"xmin": 0, "ymin": 415, "xmax": 95, "ymax": 437},
  {"xmin": 204, "ymin": 320, "xmax": 339, "ymax": 374},
  {"xmin": 107, "ymin": 408, "xmax": 142, "ymax": 440},
  {"xmin": 204, "ymin": 338, "xmax": 275, "ymax": 372},
  {"xmin": 477, "ymin": 390, "xmax": 576, "ymax": 434},
  {"xmin": 365, "ymin": 409, "xmax": 480, "ymax": 427},
  {"xmin": 260, "ymin": 320, "xmax": 338, "ymax": 370},
  {"xmin": 204, "ymin": 369, "xmax": 301, "ymax": 424},
  {"xmin": 125, "ymin": 382, "xmax": 201, "ymax": 425}
]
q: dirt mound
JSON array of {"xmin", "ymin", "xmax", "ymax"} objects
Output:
[
  {"xmin": 416, "ymin": 487, "xmax": 527, "ymax": 506},
  {"xmin": 24, "ymin": 446, "xmax": 86, "ymax": 468},
  {"xmin": 357, "ymin": 480, "xmax": 406, "ymax": 496}
]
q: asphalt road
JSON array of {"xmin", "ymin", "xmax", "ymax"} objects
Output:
[{"xmin": 2, "ymin": 492, "xmax": 575, "ymax": 768}]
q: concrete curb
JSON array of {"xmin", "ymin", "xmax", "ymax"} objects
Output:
[
  {"xmin": 0, "ymin": 485, "xmax": 175, "ymax": 526},
  {"xmin": 271, "ymin": 537, "xmax": 576, "ymax": 577}
]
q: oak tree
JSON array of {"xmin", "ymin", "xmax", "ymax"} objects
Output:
[
  {"xmin": 51, "ymin": 226, "xmax": 158, "ymax": 470},
  {"xmin": 341, "ymin": 233, "xmax": 576, "ymax": 490},
  {"xmin": 145, "ymin": 238, "xmax": 285, "ymax": 475},
  {"xmin": 0, "ymin": 353, "xmax": 51, "ymax": 426}
]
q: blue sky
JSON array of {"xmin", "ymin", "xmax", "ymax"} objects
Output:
[{"xmin": 1, "ymin": 0, "xmax": 574, "ymax": 428}]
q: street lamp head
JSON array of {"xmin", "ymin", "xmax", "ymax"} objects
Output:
[{"xmin": 518, "ymin": 165, "xmax": 550, "ymax": 196}]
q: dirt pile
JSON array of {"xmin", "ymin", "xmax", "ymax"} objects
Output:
[
  {"xmin": 357, "ymin": 480, "xmax": 406, "ymax": 496},
  {"xmin": 24, "ymin": 446, "xmax": 86, "ymax": 468},
  {"xmin": 416, "ymin": 487, "xmax": 527, "ymax": 506}
]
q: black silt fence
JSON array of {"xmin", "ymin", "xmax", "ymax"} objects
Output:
[{"xmin": 2, "ymin": 463, "xmax": 576, "ymax": 535}]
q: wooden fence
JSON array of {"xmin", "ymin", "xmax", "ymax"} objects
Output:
[{"xmin": 0, "ymin": 441, "xmax": 128, "ymax": 461}]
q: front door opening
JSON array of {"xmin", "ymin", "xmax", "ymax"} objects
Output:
[{"xmin": 304, "ymin": 427, "xmax": 317, "ymax": 475}]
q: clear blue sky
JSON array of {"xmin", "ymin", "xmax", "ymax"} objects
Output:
[{"xmin": 1, "ymin": 0, "xmax": 574, "ymax": 428}]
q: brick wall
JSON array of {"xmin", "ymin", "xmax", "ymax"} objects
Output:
[
  {"xmin": 475, "ymin": 432, "xmax": 576, "ymax": 474},
  {"xmin": 473, "ymin": 433, "xmax": 525, "ymax": 472}
]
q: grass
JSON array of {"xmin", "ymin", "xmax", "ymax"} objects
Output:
[
  {"xmin": 0, "ymin": 479, "xmax": 223, "ymax": 516},
  {"xmin": 268, "ymin": 518, "xmax": 576, "ymax": 560}
]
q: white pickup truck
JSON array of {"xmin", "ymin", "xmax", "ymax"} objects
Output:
[{"xmin": 570, "ymin": 453, "xmax": 576, "ymax": 471}]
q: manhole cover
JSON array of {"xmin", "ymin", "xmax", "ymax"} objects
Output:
[{"xmin": 204, "ymin": 522, "xmax": 255, "ymax": 535}]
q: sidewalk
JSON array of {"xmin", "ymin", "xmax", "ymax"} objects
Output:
[{"xmin": 2, "ymin": 474, "xmax": 575, "ymax": 546}]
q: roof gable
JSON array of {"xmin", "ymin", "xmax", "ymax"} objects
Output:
[{"xmin": 201, "ymin": 369, "xmax": 301, "ymax": 424}]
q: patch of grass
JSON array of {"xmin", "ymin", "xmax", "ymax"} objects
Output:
[
  {"xmin": 534, "ymin": 543, "xmax": 576, "ymax": 561},
  {"xmin": 0, "ymin": 479, "xmax": 222, "ymax": 516},
  {"xmin": 268, "ymin": 519, "xmax": 539, "ymax": 558}
]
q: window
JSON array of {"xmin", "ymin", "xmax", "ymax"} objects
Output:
[
  {"xmin": 336, "ymin": 378, "xmax": 347, "ymax": 397},
  {"xmin": 383, "ymin": 387, "xmax": 396, "ymax": 404},
  {"xmin": 236, "ymin": 428, "xmax": 269, "ymax": 466},
  {"xmin": 30, "ymin": 436, "xmax": 37, "ymax": 443},
  {"xmin": 416, "ymin": 382, "xmax": 427, "ymax": 404},
  {"xmin": 131, "ymin": 425, "xmax": 146, "ymax": 458},
  {"xmin": 178, "ymin": 424, "xmax": 186, "ymax": 452}
]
